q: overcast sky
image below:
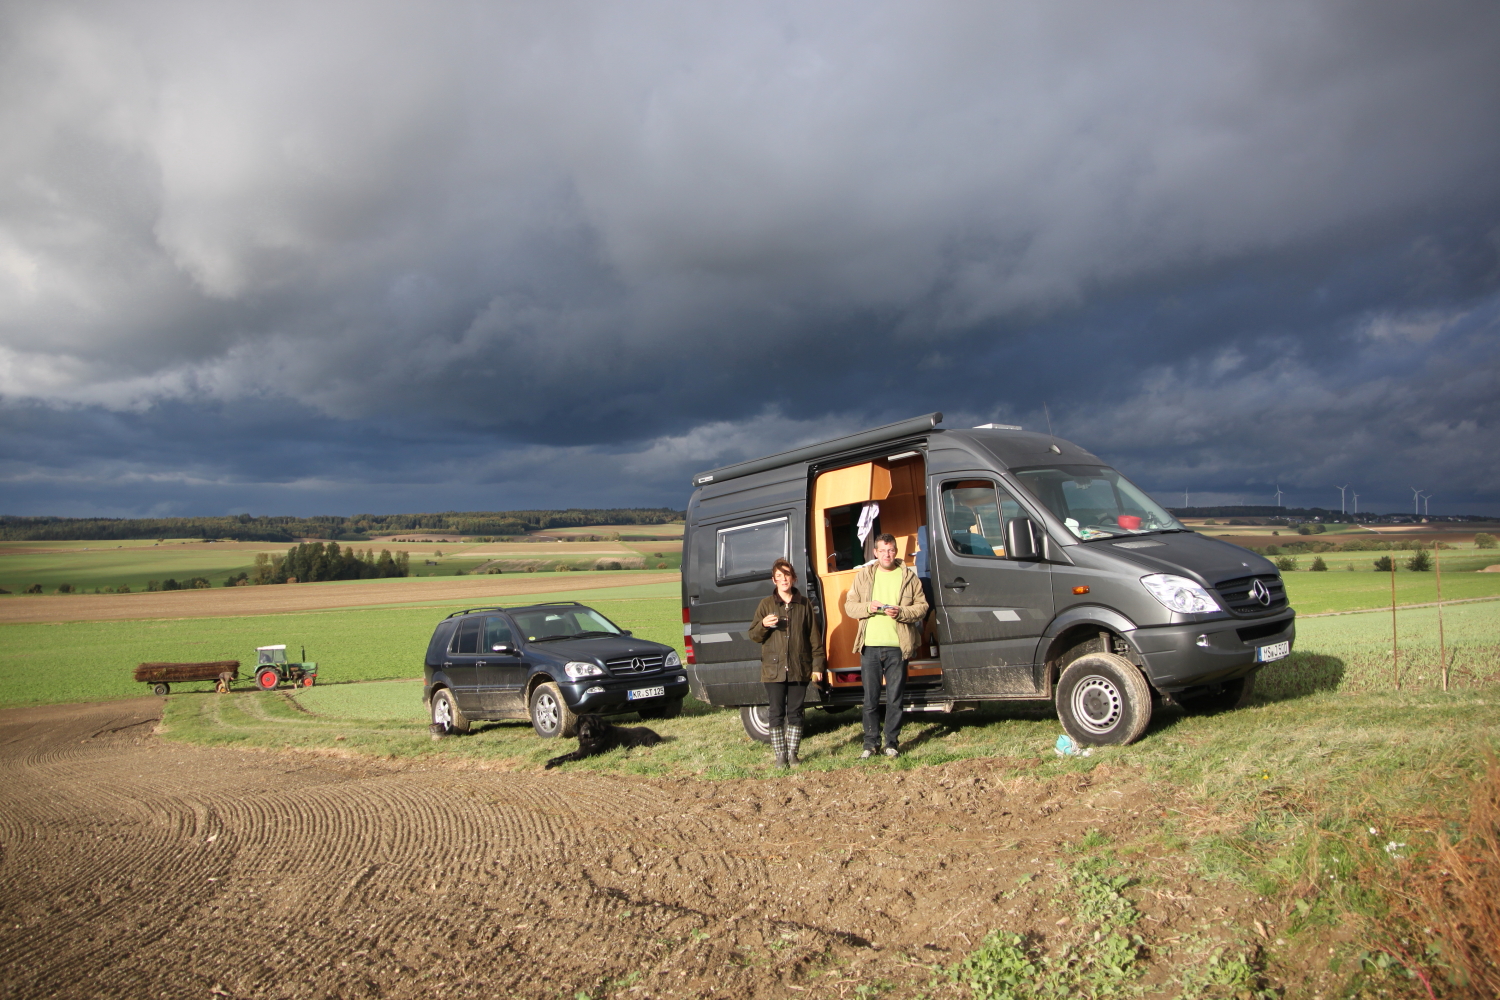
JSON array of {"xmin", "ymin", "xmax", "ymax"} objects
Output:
[{"xmin": 3, "ymin": 1, "xmax": 1498, "ymax": 518}]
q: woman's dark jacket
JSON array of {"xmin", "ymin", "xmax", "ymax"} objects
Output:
[{"xmin": 747, "ymin": 587, "xmax": 827, "ymax": 683}]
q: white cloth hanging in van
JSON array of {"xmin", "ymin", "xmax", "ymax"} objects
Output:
[{"xmin": 856, "ymin": 502, "xmax": 880, "ymax": 545}]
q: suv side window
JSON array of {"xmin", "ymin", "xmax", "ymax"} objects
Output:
[
  {"xmin": 483, "ymin": 616, "xmax": 514, "ymax": 650},
  {"xmin": 426, "ymin": 620, "xmax": 458, "ymax": 665},
  {"xmin": 450, "ymin": 617, "xmax": 481, "ymax": 655},
  {"xmin": 941, "ymin": 479, "xmax": 1026, "ymax": 558}
]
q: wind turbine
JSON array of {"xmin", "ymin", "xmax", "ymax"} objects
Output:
[
  {"xmin": 1183, "ymin": 488, "xmax": 1190, "ymax": 508},
  {"xmin": 1336, "ymin": 485, "xmax": 1349, "ymax": 515},
  {"xmin": 1353, "ymin": 493, "xmax": 1359, "ymax": 515},
  {"xmin": 1273, "ymin": 484, "xmax": 1284, "ymax": 508},
  {"xmin": 1422, "ymin": 492, "xmax": 1432, "ymax": 517},
  {"xmin": 1411, "ymin": 487, "xmax": 1423, "ymax": 516}
]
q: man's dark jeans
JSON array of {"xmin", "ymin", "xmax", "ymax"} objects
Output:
[{"xmin": 860, "ymin": 646, "xmax": 906, "ymax": 751}]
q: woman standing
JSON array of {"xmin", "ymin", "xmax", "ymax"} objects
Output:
[{"xmin": 748, "ymin": 558, "xmax": 826, "ymax": 768}]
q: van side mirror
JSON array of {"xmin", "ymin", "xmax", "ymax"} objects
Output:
[{"xmin": 1005, "ymin": 518, "xmax": 1040, "ymax": 561}]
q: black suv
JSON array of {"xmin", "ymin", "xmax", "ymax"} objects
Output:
[{"xmin": 424, "ymin": 602, "xmax": 688, "ymax": 738}]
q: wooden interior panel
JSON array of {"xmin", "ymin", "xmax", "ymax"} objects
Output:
[{"xmin": 812, "ymin": 455, "xmax": 934, "ymax": 677}]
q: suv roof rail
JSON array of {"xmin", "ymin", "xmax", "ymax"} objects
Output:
[{"xmin": 444, "ymin": 601, "xmax": 586, "ymax": 620}]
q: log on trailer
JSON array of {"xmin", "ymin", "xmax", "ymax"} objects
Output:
[{"xmin": 134, "ymin": 661, "xmax": 241, "ymax": 683}]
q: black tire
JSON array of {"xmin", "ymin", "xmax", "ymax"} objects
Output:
[
  {"xmin": 430, "ymin": 688, "xmax": 470, "ymax": 735},
  {"xmin": 1055, "ymin": 652, "xmax": 1153, "ymax": 746},
  {"xmin": 739, "ymin": 705, "xmax": 773, "ymax": 744},
  {"xmin": 152, "ymin": 683, "xmax": 170, "ymax": 697},
  {"xmin": 636, "ymin": 698, "xmax": 683, "ymax": 721},
  {"xmin": 529, "ymin": 682, "xmax": 578, "ymax": 739},
  {"xmin": 256, "ymin": 668, "xmax": 280, "ymax": 691},
  {"xmin": 1180, "ymin": 673, "xmax": 1256, "ymax": 715}
]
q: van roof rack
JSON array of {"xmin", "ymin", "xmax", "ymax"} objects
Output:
[{"xmin": 444, "ymin": 601, "xmax": 585, "ymax": 620}]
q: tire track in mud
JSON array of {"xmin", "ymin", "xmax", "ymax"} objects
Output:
[{"xmin": 0, "ymin": 699, "xmax": 1176, "ymax": 999}]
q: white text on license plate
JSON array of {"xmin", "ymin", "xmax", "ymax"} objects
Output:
[
  {"xmin": 628, "ymin": 685, "xmax": 665, "ymax": 700},
  {"xmin": 1256, "ymin": 641, "xmax": 1290, "ymax": 663}
]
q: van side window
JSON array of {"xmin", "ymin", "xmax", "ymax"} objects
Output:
[
  {"xmin": 450, "ymin": 617, "xmax": 481, "ymax": 654},
  {"xmin": 716, "ymin": 516, "xmax": 789, "ymax": 584},
  {"xmin": 941, "ymin": 480, "xmax": 1024, "ymax": 558}
]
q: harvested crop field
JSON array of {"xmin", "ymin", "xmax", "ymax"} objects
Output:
[
  {"xmin": 0, "ymin": 697, "xmax": 1301, "ymax": 1000},
  {"xmin": 0, "ymin": 571, "xmax": 678, "ymax": 624}
]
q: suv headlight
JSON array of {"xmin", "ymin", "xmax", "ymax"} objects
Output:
[
  {"xmin": 664, "ymin": 651, "xmax": 681, "ymax": 668},
  {"xmin": 564, "ymin": 661, "xmax": 604, "ymax": 679},
  {"xmin": 1140, "ymin": 574, "xmax": 1221, "ymax": 614}
]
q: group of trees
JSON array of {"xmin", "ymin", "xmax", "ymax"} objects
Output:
[
  {"xmin": 230, "ymin": 542, "xmax": 411, "ymax": 586},
  {"xmin": 0, "ymin": 509, "xmax": 684, "ymax": 543}
]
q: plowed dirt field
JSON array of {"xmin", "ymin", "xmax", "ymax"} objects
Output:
[
  {"xmin": 0, "ymin": 699, "xmax": 1286, "ymax": 1000},
  {"xmin": 0, "ymin": 572, "xmax": 678, "ymax": 625}
]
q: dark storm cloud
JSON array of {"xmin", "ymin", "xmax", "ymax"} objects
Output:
[{"xmin": 2, "ymin": 1, "xmax": 1499, "ymax": 515}]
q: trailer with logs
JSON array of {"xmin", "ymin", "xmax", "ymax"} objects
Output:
[{"xmin": 134, "ymin": 644, "xmax": 317, "ymax": 696}]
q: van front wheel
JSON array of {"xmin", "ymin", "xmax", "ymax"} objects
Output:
[{"xmin": 1056, "ymin": 653, "xmax": 1152, "ymax": 746}]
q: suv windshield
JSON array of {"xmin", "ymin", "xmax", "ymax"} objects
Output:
[
  {"xmin": 1011, "ymin": 465, "xmax": 1184, "ymax": 541},
  {"xmin": 510, "ymin": 606, "xmax": 624, "ymax": 642}
]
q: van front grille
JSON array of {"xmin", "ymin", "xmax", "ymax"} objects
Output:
[
  {"xmin": 1214, "ymin": 574, "xmax": 1288, "ymax": 616},
  {"xmin": 606, "ymin": 655, "xmax": 665, "ymax": 675}
]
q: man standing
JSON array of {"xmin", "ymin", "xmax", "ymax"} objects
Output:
[{"xmin": 844, "ymin": 533, "xmax": 929, "ymax": 758}]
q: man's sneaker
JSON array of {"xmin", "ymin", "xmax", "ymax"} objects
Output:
[
  {"xmin": 859, "ymin": 748, "xmax": 876, "ymax": 759},
  {"xmin": 882, "ymin": 747, "xmax": 900, "ymax": 758}
]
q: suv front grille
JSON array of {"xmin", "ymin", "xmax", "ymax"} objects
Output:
[
  {"xmin": 606, "ymin": 654, "xmax": 665, "ymax": 675},
  {"xmin": 1214, "ymin": 574, "xmax": 1288, "ymax": 616}
]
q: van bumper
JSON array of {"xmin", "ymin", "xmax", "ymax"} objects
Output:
[{"xmin": 1131, "ymin": 611, "xmax": 1296, "ymax": 692}]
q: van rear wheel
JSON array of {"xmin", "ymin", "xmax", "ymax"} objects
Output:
[
  {"xmin": 1056, "ymin": 653, "xmax": 1152, "ymax": 746},
  {"xmin": 739, "ymin": 705, "xmax": 773, "ymax": 743}
]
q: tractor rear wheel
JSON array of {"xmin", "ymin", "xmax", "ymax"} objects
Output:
[{"xmin": 256, "ymin": 668, "xmax": 280, "ymax": 691}]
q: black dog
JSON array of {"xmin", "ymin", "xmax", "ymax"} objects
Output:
[{"xmin": 544, "ymin": 714, "xmax": 663, "ymax": 769}]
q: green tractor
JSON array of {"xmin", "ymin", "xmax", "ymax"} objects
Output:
[{"xmin": 254, "ymin": 644, "xmax": 318, "ymax": 691}]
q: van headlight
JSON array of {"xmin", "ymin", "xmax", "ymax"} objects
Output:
[
  {"xmin": 564, "ymin": 661, "xmax": 604, "ymax": 679},
  {"xmin": 664, "ymin": 651, "xmax": 681, "ymax": 668},
  {"xmin": 1140, "ymin": 574, "xmax": 1221, "ymax": 614}
]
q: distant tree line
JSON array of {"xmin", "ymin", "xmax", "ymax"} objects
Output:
[
  {"xmin": 229, "ymin": 543, "xmax": 412, "ymax": 586},
  {"xmin": 0, "ymin": 508, "xmax": 684, "ymax": 543}
]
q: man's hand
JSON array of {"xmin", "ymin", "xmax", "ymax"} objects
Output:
[
  {"xmin": 761, "ymin": 614, "xmax": 780, "ymax": 628},
  {"xmin": 883, "ymin": 606, "xmax": 900, "ymax": 618},
  {"xmin": 811, "ymin": 671, "xmax": 823, "ymax": 683}
]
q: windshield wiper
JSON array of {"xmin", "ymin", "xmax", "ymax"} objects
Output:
[{"xmin": 570, "ymin": 630, "xmax": 619, "ymax": 639}]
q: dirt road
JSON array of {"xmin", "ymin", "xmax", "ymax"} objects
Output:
[
  {"xmin": 0, "ymin": 572, "xmax": 678, "ymax": 625},
  {"xmin": 0, "ymin": 699, "xmax": 1273, "ymax": 999}
]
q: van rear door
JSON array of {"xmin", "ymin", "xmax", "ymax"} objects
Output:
[{"xmin": 930, "ymin": 475, "xmax": 1053, "ymax": 697}]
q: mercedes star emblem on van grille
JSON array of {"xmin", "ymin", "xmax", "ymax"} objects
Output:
[{"xmin": 1249, "ymin": 579, "xmax": 1272, "ymax": 606}]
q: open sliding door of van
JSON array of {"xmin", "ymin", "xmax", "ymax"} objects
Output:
[{"xmin": 811, "ymin": 453, "xmax": 942, "ymax": 697}]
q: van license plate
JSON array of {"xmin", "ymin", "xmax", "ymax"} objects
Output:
[
  {"xmin": 1256, "ymin": 641, "xmax": 1290, "ymax": 663},
  {"xmin": 628, "ymin": 686, "xmax": 665, "ymax": 700}
]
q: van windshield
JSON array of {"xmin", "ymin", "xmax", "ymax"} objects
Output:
[{"xmin": 1010, "ymin": 465, "xmax": 1184, "ymax": 541}]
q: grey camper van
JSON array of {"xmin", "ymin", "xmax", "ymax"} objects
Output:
[{"xmin": 681, "ymin": 413, "xmax": 1294, "ymax": 746}]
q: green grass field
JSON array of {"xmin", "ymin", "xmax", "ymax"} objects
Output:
[
  {"xmin": 0, "ymin": 583, "xmax": 684, "ymax": 709},
  {"xmin": 1281, "ymin": 567, "xmax": 1500, "ymax": 613},
  {"xmin": 0, "ymin": 541, "xmax": 279, "ymax": 593}
]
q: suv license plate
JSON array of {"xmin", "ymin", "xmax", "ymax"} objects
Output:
[
  {"xmin": 628, "ymin": 685, "xmax": 665, "ymax": 701},
  {"xmin": 1256, "ymin": 641, "xmax": 1290, "ymax": 663}
]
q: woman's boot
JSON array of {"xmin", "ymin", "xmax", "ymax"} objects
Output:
[
  {"xmin": 770, "ymin": 725, "xmax": 788, "ymax": 768},
  {"xmin": 785, "ymin": 725, "xmax": 803, "ymax": 766}
]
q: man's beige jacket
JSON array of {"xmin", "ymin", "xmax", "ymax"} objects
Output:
[{"xmin": 842, "ymin": 562, "xmax": 929, "ymax": 659}]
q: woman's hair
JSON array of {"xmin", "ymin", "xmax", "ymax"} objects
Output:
[{"xmin": 770, "ymin": 558, "xmax": 796, "ymax": 582}]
